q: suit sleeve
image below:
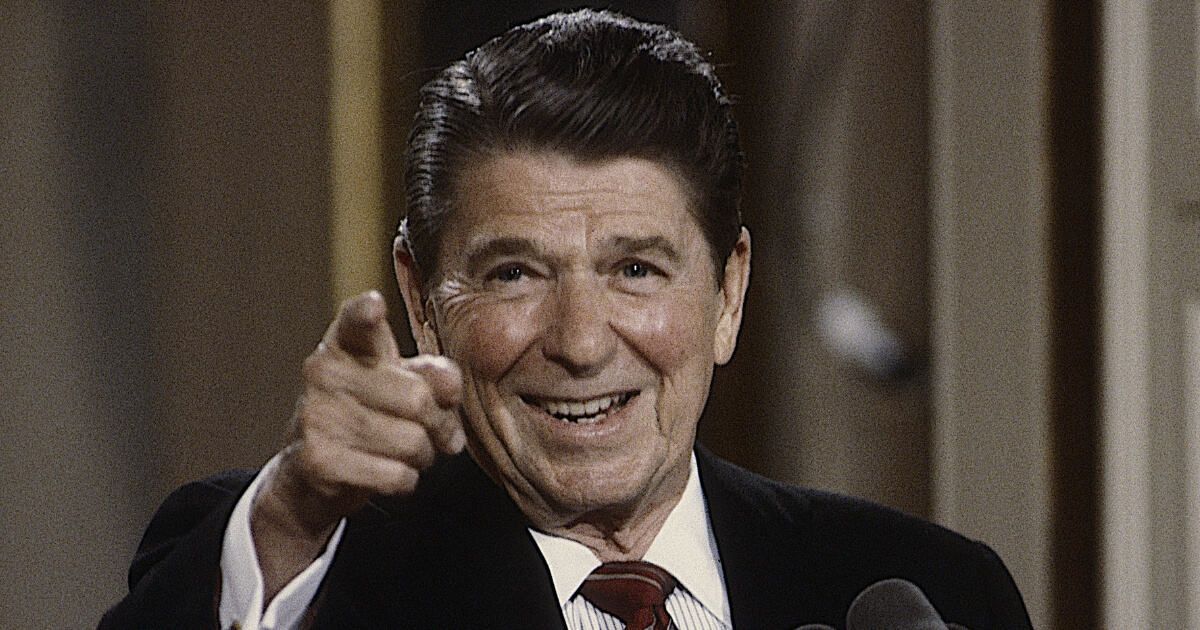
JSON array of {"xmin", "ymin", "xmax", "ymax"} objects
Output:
[
  {"xmin": 974, "ymin": 540, "xmax": 1034, "ymax": 630},
  {"xmin": 98, "ymin": 470, "xmax": 256, "ymax": 630}
]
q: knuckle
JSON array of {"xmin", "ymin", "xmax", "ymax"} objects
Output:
[
  {"xmin": 380, "ymin": 466, "xmax": 420, "ymax": 495},
  {"xmin": 394, "ymin": 368, "xmax": 438, "ymax": 415},
  {"xmin": 301, "ymin": 351, "xmax": 338, "ymax": 386},
  {"xmin": 396, "ymin": 426, "xmax": 437, "ymax": 469},
  {"xmin": 292, "ymin": 395, "xmax": 343, "ymax": 437},
  {"xmin": 296, "ymin": 435, "xmax": 334, "ymax": 473},
  {"xmin": 427, "ymin": 406, "xmax": 460, "ymax": 438},
  {"xmin": 407, "ymin": 356, "xmax": 463, "ymax": 404}
]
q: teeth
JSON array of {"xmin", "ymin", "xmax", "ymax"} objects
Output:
[{"xmin": 532, "ymin": 393, "xmax": 629, "ymax": 423}]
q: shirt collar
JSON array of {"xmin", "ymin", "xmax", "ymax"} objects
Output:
[{"xmin": 529, "ymin": 452, "xmax": 730, "ymax": 624}]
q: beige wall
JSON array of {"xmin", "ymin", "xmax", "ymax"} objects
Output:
[
  {"xmin": 928, "ymin": 0, "xmax": 1053, "ymax": 626},
  {"xmin": 1, "ymin": 4, "xmax": 154, "ymax": 623},
  {"xmin": 1, "ymin": 2, "xmax": 332, "ymax": 625},
  {"xmin": 145, "ymin": 2, "xmax": 333, "ymax": 491}
]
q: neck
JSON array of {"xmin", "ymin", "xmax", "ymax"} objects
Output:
[
  {"xmin": 539, "ymin": 490, "xmax": 684, "ymax": 562},
  {"xmin": 466, "ymin": 445, "xmax": 694, "ymax": 562}
]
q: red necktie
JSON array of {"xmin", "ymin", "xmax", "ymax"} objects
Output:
[{"xmin": 578, "ymin": 561, "xmax": 677, "ymax": 630}]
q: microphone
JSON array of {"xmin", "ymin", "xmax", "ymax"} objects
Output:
[
  {"xmin": 815, "ymin": 288, "xmax": 918, "ymax": 383},
  {"xmin": 794, "ymin": 626, "xmax": 836, "ymax": 630},
  {"xmin": 845, "ymin": 578, "xmax": 964, "ymax": 630}
]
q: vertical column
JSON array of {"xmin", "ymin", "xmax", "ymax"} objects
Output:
[
  {"xmin": 1102, "ymin": 0, "xmax": 1200, "ymax": 627},
  {"xmin": 330, "ymin": 0, "xmax": 387, "ymax": 302},
  {"xmin": 929, "ymin": 0, "xmax": 1052, "ymax": 626},
  {"xmin": 1188, "ymin": 300, "xmax": 1200, "ymax": 630},
  {"xmin": 1099, "ymin": 0, "xmax": 1151, "ymax": 627},
  {"xmin": 1171, "ymin": 3, "xmax": 1200, "ymax": 628}
]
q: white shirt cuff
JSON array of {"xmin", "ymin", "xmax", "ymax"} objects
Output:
[{"xmin": 219, "ymin": 454, "xmax": 347, "ymax": 630}]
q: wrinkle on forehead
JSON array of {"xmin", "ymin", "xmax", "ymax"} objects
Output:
[
  {"xmin": 455, "ymin": 150, "xmax": 696, "ymax": 214},
  {"xmin": 428, "ymin": 149, "xmax": 717, "ymax": 289}
]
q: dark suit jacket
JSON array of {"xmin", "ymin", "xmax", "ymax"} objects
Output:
[{"xmin": 99, "ymin": 446, "xmax": 1032, "ymax": 629}]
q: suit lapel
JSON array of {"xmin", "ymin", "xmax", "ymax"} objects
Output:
[
  {"xmin": 428, "ymin": 455, "xmax": 568, "ymax": 630},
  {"xmin": 697, "ymin": 447, "xmax": 830, "ymax": 629}
]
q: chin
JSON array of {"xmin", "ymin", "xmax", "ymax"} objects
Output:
[{"xmin": 540, "ymin": 459, "xmax": 661, "ymax": 513}]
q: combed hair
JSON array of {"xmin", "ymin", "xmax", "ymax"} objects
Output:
[{"xmin": 400, "ymin": 9, "xmax": 744, "ymax": 287}]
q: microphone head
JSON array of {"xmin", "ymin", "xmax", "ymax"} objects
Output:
[
  {"xmin": 845, "ymin": 578, "xmax": 948, "ymax": 630},
  {"xmin": 794, "ymin": 625, "xmax": 837, "ymax": 630}
]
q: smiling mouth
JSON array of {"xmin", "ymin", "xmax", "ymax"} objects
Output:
[{"xmin": 521, "ymin": 392, "xmax": 635, "ymax": 424}]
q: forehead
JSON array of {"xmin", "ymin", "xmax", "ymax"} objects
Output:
[{"xmin": 446, "ymin": 151, "xmax": 702, "ymax": 247}]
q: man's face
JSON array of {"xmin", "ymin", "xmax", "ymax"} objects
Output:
[{"xmin": 400, "ymin": 150, "xmax": 749, "ymax": 527}]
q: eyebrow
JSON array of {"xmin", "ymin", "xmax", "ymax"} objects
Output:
[
  {"xmin": 464, "ymin": 237, "xmax": 542, "ymax": 276},
  {"xmin": 462, "ymin": 234, "xmax": 684, "ymax": 275},
  {"xmin": 600, "ymin": 235, "xmax": 683, "ymax": 265}
]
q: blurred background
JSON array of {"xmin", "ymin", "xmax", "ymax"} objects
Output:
[{"xmin": 2, "ymin": 1, "xmax": 1197, "ymax": 628}]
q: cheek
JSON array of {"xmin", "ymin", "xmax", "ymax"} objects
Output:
[
  {"xmin": 441, "ymin": 298, "xmax": 542, "ymax": 381},
  {"xmin": 616, "ymin": 295, "xmax": 716, "ymax": 372}
]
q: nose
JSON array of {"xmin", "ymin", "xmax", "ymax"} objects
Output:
[{"xmin": 542, "ymin": 274, "xmax": 617, "ymax": 376}]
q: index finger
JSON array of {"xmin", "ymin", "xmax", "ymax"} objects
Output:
[{"xmin": 325, "ymin": 290, "xmax": 400, "ymax": 364}]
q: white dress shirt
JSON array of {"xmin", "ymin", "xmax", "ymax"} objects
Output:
[
  {"xmin": 219, "ymin": 455, "xmax": 347, "ymax": 630},
  {"xmin": 219, "ymin": 453, "xmax": 729, "ymax": 630}
]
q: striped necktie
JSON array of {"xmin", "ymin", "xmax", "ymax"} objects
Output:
[{"xmin": 578, "ymin": 561, "xmax": 677, "ymax": 630}]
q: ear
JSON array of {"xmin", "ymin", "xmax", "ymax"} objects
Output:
[
  {"xmin": 713, "ymin": 227, "xmax": 751, "ymax": 365},
  {"xmin": 393, "ymin": 236, "xmax": 442, "ymax": 355}
]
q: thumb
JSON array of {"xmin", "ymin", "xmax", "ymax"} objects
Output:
[{"xmin": 325, "ymin": 290, "xmax": 400, "ymax": 363}]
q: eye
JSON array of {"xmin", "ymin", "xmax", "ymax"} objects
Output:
[
  {"xmin": 491, "ymin": 265, "xmax": 524, "ymax": 283},
  {"xmin": 621, "ymin": 262, "xmax": 651, "ymax": 279}
]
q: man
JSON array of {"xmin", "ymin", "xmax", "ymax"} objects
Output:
[{"xmin": 101, "ymin": 10, "xmax": 1032, "ymax": 630}]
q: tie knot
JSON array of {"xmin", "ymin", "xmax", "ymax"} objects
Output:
[{"xmin": 578, "ymin": 561, "xmax": 677, "ymax": 630}]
